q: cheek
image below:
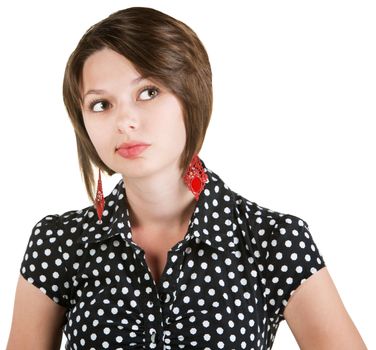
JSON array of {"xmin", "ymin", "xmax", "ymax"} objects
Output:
[
  {"xmin": 152, "ymin": 99, "xmax": 185, "ymax": 135},
  {"xmin": 154, "ymin": 113, "xmax": 186, "ymax": 151},
  {"xmin": 83, "ymin": 117, "xmax": 97, "ymax": 145},
  {"xmin": 149, "ymin": 114, "xmax": 186, "ymax": 146},
  {"xmin": 83, "ymin": 117, "xmax": 108, "ymax": 152}
]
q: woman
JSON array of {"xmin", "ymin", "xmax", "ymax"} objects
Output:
[{"xmin": 7, "ymin": 6, "xmax": 367, "ymax": 350}]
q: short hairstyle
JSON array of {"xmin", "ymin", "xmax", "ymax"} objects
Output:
[{"xmin": 62, "ymin": 6, "xmax": 213, "ymax": 205}]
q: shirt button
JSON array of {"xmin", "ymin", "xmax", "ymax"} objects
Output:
[
  {"xmin": 150, "ymin": 331, "xmax": 157, "ymax": 343},
  {"xmin": 161, "ymin": 292, "xmax": 171, "ymax": 303}
]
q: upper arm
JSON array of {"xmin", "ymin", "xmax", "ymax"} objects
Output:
[
  {"xmin": 6, "ymin": 274, "xmax": 67, "ymax": 350},
  {"xmin": 7, "ymin": 213, "xmax": 74, "ymax": 349},
  {"xmin": 284, "ymin": 266, "xmax": 368, "ymax": 349}
]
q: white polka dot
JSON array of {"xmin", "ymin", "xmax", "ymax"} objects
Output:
[{"xmin": 18, "ymin": 169, "xmax": 325, "ymax": 348}]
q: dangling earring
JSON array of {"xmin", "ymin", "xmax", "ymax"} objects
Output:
[
  {"xmin": 95, "ymin": 168, "xmax": 105, "ymax": 222},
  {"xmin": 183, "ymin": 154, "xmax": 208, "ymax": 201}
]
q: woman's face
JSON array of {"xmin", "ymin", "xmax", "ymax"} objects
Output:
[{"xmin": 80, "ymin": 47, "xmax": 186, "ymax": 179}]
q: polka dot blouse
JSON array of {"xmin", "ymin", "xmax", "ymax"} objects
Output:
[{"xmin": 20, "ymin": 157, "xmax": 326, "ymax": 349}]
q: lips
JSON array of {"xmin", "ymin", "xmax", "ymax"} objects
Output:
[
  {"xmin": 116, "ymin": 144, "xmax": 150, "ymax": 159},
  {"xmin": 117, "ymin": 141, "xmax": 150, "ymax": 150}
]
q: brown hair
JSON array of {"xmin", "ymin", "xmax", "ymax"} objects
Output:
[{"xmin": 62, "ymin": 6, "xmax": 213, "ymax": 205}]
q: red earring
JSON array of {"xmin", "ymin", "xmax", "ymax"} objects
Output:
[
  {"xmin": 183, "ymin": 154, "xmax": 208, "ymax": 201},
  {"xmin": 95, "ymin": 168, "xmax": 105, "ymax": 222}
]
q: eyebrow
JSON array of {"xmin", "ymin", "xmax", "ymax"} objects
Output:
[{"xmin": 83, "ymin": 75, "xmax": 146, "ymax": 99}]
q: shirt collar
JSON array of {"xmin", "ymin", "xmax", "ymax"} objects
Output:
[{"xmin": 77, "ymin": 157, "xmax": 238, "ymax": 253}]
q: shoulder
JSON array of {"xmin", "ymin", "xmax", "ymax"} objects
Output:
[
  {"xmin": 229, "ymin": 190, "xmax": 326, "ymax": 319},
  {"xmin": 22, "ymin": 204, "xmax": 98, "ymax": 273},
  {"xmin": 35, "ymin": 203, "xmax": 100, "ymax": 241},
  {"xmin": 232, "ymin": 190, "xmax": 324, "ymax": 262},
  {"xmin": 231, "ymin": 189, "xmax": 308, "ymax": 238},
  {"xmin": 208, "ymin": 169, "xmax": 315, "ymax": 253},
  {"xmin": 19, "ymin": 205, "xmax": 98, "ymax": 308}
]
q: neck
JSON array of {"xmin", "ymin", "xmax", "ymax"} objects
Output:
[{"xmin": 122, "ymin": 166, "xmax": 196, "ymax": 234}]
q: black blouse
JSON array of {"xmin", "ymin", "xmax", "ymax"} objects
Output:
[{"xmin": 20, "ymin": 157, "xmax": 326, "ymax": 349}]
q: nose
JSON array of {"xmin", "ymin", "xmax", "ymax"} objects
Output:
[{"xmin": 116, "ymin": 101, "xmax": 139, "ymax": 133}]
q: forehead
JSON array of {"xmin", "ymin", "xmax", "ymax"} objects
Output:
[{"xmin": 81, "ymin": 48, "xmax": 140, "ymax": 90}]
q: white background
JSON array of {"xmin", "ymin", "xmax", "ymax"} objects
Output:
[{"xmin": 1, "ymin": 1, "xmax": 374, "ymax": 348}]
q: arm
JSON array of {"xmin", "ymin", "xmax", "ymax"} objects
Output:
[
  {"xmin": 284, "ymin": 266, "xmax": 368, "ymax": 349},
  {"xmin": 6, "ymin": 274, "xmax": 67, "ymax": 350}
]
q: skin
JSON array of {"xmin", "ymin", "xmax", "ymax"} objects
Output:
[
  {"xmin": 80, "ymin": 48, "xmax": 368, "ymax": 348},
  {"xmin": 284, "ymin": 266, "xmax": 368, "ymax": 349},
  {"xmin": 80, "ymin": 47, "xmax": 197, "ymax": 236},
  {"xmin": 7, "ymin": 47, "xmax": 368, "ymax": 350},
  {"xmin": 7, "ymin": 275, "xmax": 66, "ymax": 349}
]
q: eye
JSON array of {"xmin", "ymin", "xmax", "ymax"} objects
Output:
[
  {"xmin": 88, "ymin": 99, "xmax": 110, "ymax": 113},
  {"xmin": 138, "ymin": 85, "xmax": 160, "ymax": 101},
  {"xmin": 86, "ymin": 85, "xmax": 160, "ymax": 113}
]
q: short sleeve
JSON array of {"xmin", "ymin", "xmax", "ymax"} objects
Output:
[
  {"xmin": 19, "ymin": 214, "xmax": 71, "ymax": 308},
  {"xmin": 262, "ymin": 214, "xmax": 326, "ymax": 321}
]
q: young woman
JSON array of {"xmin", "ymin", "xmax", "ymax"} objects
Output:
[{"xmin": 7, "ymin": 6, "xmax": 367, "ymax": 350}]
